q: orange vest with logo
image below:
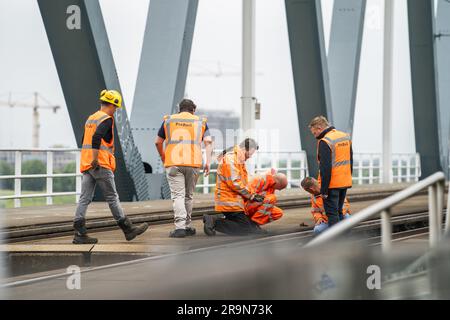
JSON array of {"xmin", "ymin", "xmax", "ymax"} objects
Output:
[
  {"xmin": 317, "ymin": 129, "xmax": 352, "ymax": 189},
  {"xmin": 215, "ymin": 146, "xmax": 252, "ymax": 212},
  {"xmin": 80, "ymin": 110, "xmax": 116, "ymax": 172},
  {"xmin": 163, "ymin": 112, "xmax": 207, "ymax": 168}
]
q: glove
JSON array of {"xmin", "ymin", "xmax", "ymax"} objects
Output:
[
  {"xmin": 250, "ymin": 194, "xmax": 265, "ymax": 203},
  {"xmin": 91, "ymin": 159, "xmax": 99, "ymax": 170}
]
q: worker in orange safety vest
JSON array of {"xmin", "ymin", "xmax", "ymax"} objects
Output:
[
  {"xmin": 301, "ymin": 176, "xmax": 351, "ymax": 234},
  {"xmin": 203, "ymin": 138, "xmax": 265, "ymax": 236},
  {"xmin": 74, "ymin": 89, "xmax": 148, "ymax": 244},
  {"xmin": 244, "ymin": 170, "xmax": 288, "ymax": 228},
  {"xmin": 309, "ymin": 116, "xmax": 353, "ymax": 228}
]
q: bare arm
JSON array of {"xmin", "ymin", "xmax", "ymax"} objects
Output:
[
  {"xmin": 154, "ymin": 136, "xmax": 165, "ymax": 164},
  {"xmin": 203, "ymin": 137, "xmax": 213, "ymax": 176}
]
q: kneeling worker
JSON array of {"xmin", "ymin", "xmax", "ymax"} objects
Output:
[
  {"xmin": 301, "ymin": 177, "xmax": 351, "ymax": 234},
  {"xmin": 73, "ymin": 90, "xmax": 149, "ymax": 244},
  {"xmin": 203, "ymin": 139, "xmax": 271, "ymax": 236},
  {"xmin": 244, "ymin": 171, "xmax": 288, "ymax": 228}
]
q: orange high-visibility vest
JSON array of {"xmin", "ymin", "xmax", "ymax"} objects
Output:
[
  {"xmin": 163, "ymin": 112, "xmax": 207, "ymax": 168},
  {"xmin": 317, "ymin": 129, "xmax": 352, "ymax": 189},
  {"xmin": 215, "ymin": 145, "xmax": 252, "ymax": 212},
  {"xmin": 245, "ymin": 174, "xmax": 283, "ymax": 225},
  {"xmin": 310, "ymin": 195, "xmax": 351, "ymax": 224},
  {"xmin": 80, "ymin": 110, "xmax": 116, "ymax": 172}
]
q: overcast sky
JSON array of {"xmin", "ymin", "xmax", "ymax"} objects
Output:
[{"xmin": 0, "ymin": 0, "xmax": 416, "ymax": 154}]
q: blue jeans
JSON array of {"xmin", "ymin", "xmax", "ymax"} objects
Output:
[
  {"xmin": 313, "ymin": 214, "xmax": 351, "ymax": 234},
  {"xmin": 323, "ymin": 188, "xmax": 348, "ymax": 227}
]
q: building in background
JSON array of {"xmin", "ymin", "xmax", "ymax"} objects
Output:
[{"xmin": 196, "ymin": 109, "xmax": 239, "ymax": 151}]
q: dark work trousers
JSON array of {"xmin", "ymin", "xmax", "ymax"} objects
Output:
[
  {"xmin": 323, "ymin": 188, "xmax": 348, "ymax": 227},
  {"xmin": 214, "ymin": 212, "xmax": 260, "ymax": 236}
]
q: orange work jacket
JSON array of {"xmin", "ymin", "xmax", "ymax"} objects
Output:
[{"xmin": 80, "ymin": 110, "xmax": 115, "ymax": 172}]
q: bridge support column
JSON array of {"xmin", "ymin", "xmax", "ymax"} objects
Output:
[
  {"xmin": 285, "ymin": 0, "xmax": 332, "ymax": 177},
  {"xmin": 435, "ymin": 0, "xmax": 450, "ymax": 178},
  {"xmin": 328, "ymin": 0, "xmax": 366, "ymax": 135},
  {"xmin": 130, "ymin": 0, "xmax": 198, "ymax": 199},
  {"xmin": 407, "ymin": 0, "xmax": 443, "ymax": 178},
  {"xmin": 38, "ymin": 0, "xmax": 149, "ymax": 201}
]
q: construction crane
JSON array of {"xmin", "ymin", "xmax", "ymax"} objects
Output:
[
  {"xmin": 0, "ymin": 92, "xmax": 60, "ymax": 148},
  {"xmin": 188, "ymin": 61, "xmax": 263, "ymax": 119},
  {"xmin": 188, "ymin": 60, "xmax": 263, "ymax": 77}
]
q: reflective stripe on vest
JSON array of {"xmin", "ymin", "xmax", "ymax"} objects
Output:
[
  {"xmin": 84, "ymin": 114, "xmax": 110, "ymax": 126},
  {"xmin": 318, "ymin": 129, "xmax": 352, "ymax": 189},
  {"xmin": 215, "ymin": 146, "xmax": 248, "ymax": 212},
  {"xmin": 229, "ymin": 159, "xmax": 251, "ymax": 197},
  {"xmin": 215, "ymin": 201, "xmax": 244, "ymax": 209},
  {"xmin": 165, "ymin": 117, "xmax": 205, "ymax": 145},
  {"xmin": 81, "ymin": 144, "xmax": 114, "ymax": 154},
  {"xmin": 80, "ymin": 111, "xmax": 116, "ymax": 172},
  {"xmin": 163, "ymin": 113, "xmax": 206, "ymax": 167},
  {"xmin": 322, "ymin": 134, "xmax": 351, "ymax": 168}
]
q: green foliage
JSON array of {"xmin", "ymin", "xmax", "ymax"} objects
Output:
[
  {"xmin": 0, "ymin": 160, "xmax": 14, "ymax": 190},
  {"xmin": 22, "ymin": 160, "xmax": 46, "ymax": 191},
  {"xmin": 54, "ymin": 162, "xmax": 76, "ymax": 192}
]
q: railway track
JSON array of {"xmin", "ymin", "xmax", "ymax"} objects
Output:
[
  {"xmin": 0, "ymin": 189, "xmax": 429, "ymax": 243},
  {"xmin": 2, "ymin": 209, "xmax": 438, "ymax": 288}
]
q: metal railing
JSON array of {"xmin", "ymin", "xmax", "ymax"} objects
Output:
[
  {"xmin": 197, "ymin": 151, "xmax": 421, "ymax": 193},
  {"xmin": 196, "ymin": 150, "xmax": 309, "ymax": 194},
  {"xmin": 0, "ymin": 148, "xmax": 423, "ymax": 207},
  {"xmin": 305, "ymin": 171, "xmax": 448, "ymax": 252},
  {"xmin": 352, "ymin": 153, "xmax": 421, "ymax": 185},
  {"xmin": 0, "ymin": 149, "xmax": 81, "ymax": 208}
]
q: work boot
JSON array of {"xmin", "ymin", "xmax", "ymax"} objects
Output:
[
  {"xmin": 169, "ymin": 229, "xmax": 187, "ymax": 238},
  {"xmin": 117, "ymin": 217, "xmax": 149, "ymax": 241},
  {"xmin": 73, "ymin": 219, "xmax": 98, "ymax": 244},
  {"xmin": 252, "ymin": 224, "xmax": 268, "ymax": 235},
  {"xmin": 203, "ymin": 214, "xmax": 218, "ymax": 236},
  {"xmin": 185, "ymin": 227, "xmax": 196, "ymax": 236}
]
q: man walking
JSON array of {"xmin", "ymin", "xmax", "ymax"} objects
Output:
[
  {"xmin": 203, "ymin": 138, "xmax": 264, "ymax": 236},
  {"xmin": 73, "ymin": 89, "xmax": 149, "ymax": 244},
  {"xmin": 308, "ymin": 116, "xmax": 353, "ymax": 229},
  {"xmin": 155, "ymin": 99, "xmax": 213, "ymax": 238}
]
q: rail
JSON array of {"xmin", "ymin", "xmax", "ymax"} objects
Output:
[{"xmin": 305, "ymin": 171, "xmax": 448, "ymax": 252}]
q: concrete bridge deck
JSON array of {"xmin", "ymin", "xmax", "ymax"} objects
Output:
[{"xmin": 1, "ymin": 183, "xmax": 440, "ymax": 281}]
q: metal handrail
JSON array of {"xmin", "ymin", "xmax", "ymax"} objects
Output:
[{"xmin": 305, "ymin": 172, "xmax": 447, "ymax": 252}]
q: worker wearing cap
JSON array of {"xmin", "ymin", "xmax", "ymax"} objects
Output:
[
  {"xmin": 309, "ymin": 116, "xmax": 353, "ymax": 228},
  {"xmin": 155, "ymin": 99, "xmax": 213, "ymax": 238},
  {"xmin": 73, "ymin": 90, "xmax": 149, "ymax": 244},
  {"xmin": 203, "ymin": 138, "xmax": 265, "ymax": 236},
  {"xmin": 301, "ymin": 177, "xmax": 351, "ymax": 234}
]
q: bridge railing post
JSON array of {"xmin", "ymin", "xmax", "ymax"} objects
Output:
[
  {"xmin": 14, "ymin": 151, "xmax": 21, "ymax": 208},
  {"xmin": 436, "ymin": 180, "xmax": 444, "ymax": 235},
  {"xmin": 429, "ymin": 184, "xmax": 439, "ymax": 247},
  {"xmin": 286, "ymin": 152, "xmax": 292, "ymax": 188},
  {"xmin": 381, "ymin": 208, "xmax": 392, "ymax": 254},
  {"xmin": 445, "ymin": 182, "xmax": 450, "ymax": 235},
  {"xmin": 75, "ymin": 151, "xmax": 81, "ymax": 203},
  {"xmin": 46, "ymin": 151, "xmax": 53, "ymax": 205}
]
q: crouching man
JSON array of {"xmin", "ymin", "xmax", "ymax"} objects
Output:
[
  {"xmin": 203, "ymin": 138, "xmax": 264, "ymax": 236},
  {"xmin": 301, "ymin": 177, "xmax": 351, "ymax": 234},
  {"xmin": 244, "ymin": 171, "xmax": 288, "ymax": 230}
]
